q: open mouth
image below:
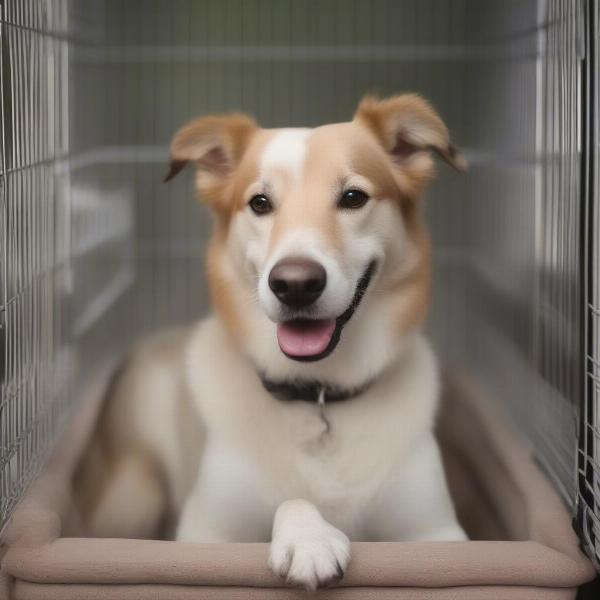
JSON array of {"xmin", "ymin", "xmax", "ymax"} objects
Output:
[{"xmin": 276, "ymin": 260, "xmax": 377, "ymax": 362}]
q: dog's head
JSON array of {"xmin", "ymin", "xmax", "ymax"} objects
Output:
[{"xmin": 166, "ymin": 95, "xmax": 465, "ymax": 385}]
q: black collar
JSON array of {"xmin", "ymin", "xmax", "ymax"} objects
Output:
[{"xmin": 260, "ymin": 375, "xmax": 373, "ymax": 404}]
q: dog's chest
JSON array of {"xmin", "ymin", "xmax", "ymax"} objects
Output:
[
  {"xmin": 275, "ymin": 403, "xmax": 389, "ymax": 515},
  {"xmin": 287, "ymin": 404, "xmax": 332, "ymax": 449}
]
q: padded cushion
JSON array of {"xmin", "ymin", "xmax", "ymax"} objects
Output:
[{"xmin": 0, "ymin": 364, "xmax": 595, "ymax": 599}]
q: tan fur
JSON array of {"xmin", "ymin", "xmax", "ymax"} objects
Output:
[
  {"xmin": 228, "ymin": 129, "xmax": 277, "ymax": 212},
  {"xmin": 389, "ymin": 219, "xmax": 432, "ymax": 334},
  {"xmin": 75, "ymin": 329, "xmax": 203, "ymax": 539},
  {"xmin": 355, "ymin": 94, "xmax": 466, "ymax": 196},
  {"xmin": 204, "ymin": 130, "xmax": 278, "ymax": 338},
  {"xmin": 354, "ymin": 94, "xmax": 467, "ymax": 168},
  {"xmin": 206, "ymin": 230, "xmax": 249, "ymax": 340},
  {"xmin": 168, "ymin": 113, "xmax": 258, "ymax": 219}
]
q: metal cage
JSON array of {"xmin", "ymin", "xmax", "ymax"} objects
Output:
[{"xmin": 0, "ymin": 0, "xmax": 599, "ymax": 572}]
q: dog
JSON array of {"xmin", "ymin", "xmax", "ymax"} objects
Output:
[{"xmin": 76, "ymin": 94, "xmax": 468, "ymax": 591}]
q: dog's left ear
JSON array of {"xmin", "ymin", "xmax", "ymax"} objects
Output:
[{"xmin": 354, "ymin": 94, "xmax": 467, "ymax": 173}]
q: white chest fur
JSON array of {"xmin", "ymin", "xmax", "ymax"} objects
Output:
[{"xmin": 185, "ymin": 318, "xmax": 440, "ymax": 535}]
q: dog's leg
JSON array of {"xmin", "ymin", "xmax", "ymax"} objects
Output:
[
  {"xmin": 268, "ymin": 499, "xmax": 351, "ymax": 591},
  {"xmin": 176, "ymin": 492, "xmax": 235, "ymax": 542},
  {"xmin": 78, "ymin": 446, "xmax": 165, "ymax": 539},
  {"xmin": 176, "ymin": 443, "xmax": 273, "ymax": 543},
  {"xmin": 366, "ymin": 432, "xmax": 468, "ymax": 542}
]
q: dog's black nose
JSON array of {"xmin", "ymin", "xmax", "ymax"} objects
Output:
[{"xmin": 268, "ymin": 258, "xmax": 327, "ymax": 308}]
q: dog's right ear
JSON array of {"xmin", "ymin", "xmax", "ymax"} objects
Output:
[{"xmin": 164, "ymin": 113, "xmax": 257, "ymax": 190}]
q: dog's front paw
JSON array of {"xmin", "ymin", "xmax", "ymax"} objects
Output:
[
  {"xmin": 268, "ymin": 522, "xmax": 350, "ymax": 591},
  {"xmin": 268, "ymin": 499, "xmax": 351, "ymax": 591}
]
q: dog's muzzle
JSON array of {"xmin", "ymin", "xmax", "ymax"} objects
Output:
[{"xmin": 274, "ymin": 260, "xmax": 377, "ymax": 362}]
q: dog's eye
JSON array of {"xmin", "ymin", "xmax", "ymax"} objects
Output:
[
  {"xmin": 338, "ymin": 189, "xmax": 370, "ymax": 210},
  {"xmin": 248, "ymin": 194, "xmax": 273, "ymax": 215}
]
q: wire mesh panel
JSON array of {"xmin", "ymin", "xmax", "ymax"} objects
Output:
[
  {"xmin": 579, "ymin": 0, "xmax": 600, "ymax": 570},
  {"xmin": 0, "ymin": 0, "xmax": 71, "ymax": 533},
  {"xmin": 0, "ymin": 0, "xmax": 135, "ymax": 533},
  {"xmin": 534, "ymin": 0, "xmax": 585, "ymax": 508},
  {"xmin": 429, "ymin": 0, "xmax": 586, "ymax": 508}
]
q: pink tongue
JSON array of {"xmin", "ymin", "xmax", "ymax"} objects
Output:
[{"xmin": 277, "ymin": 319, "xmax": 336, "ymax": 357}]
